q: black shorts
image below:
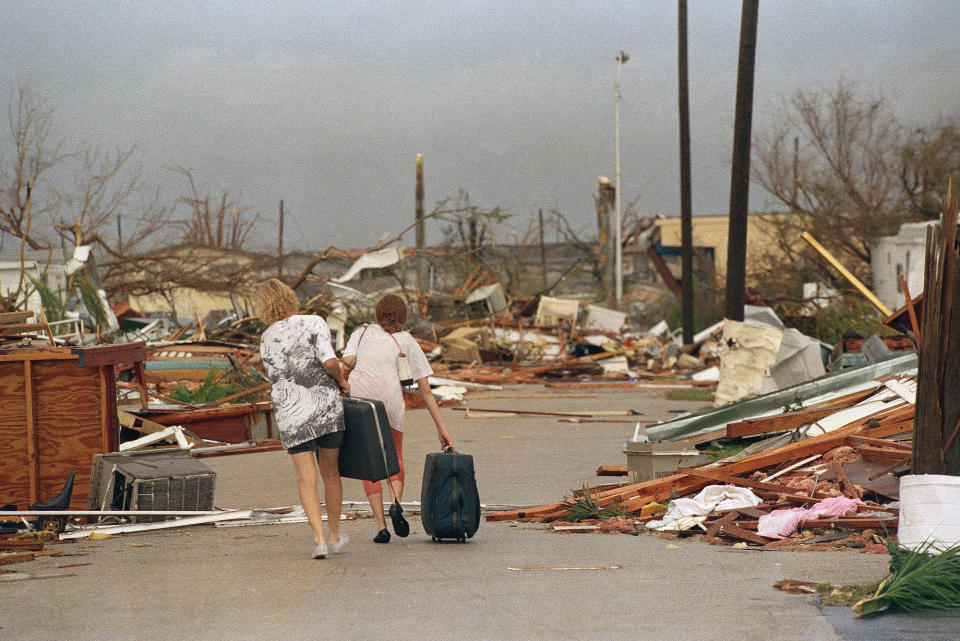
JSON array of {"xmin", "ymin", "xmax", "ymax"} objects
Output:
[{"xmin": 287, "ymin": 430, "xmax": 344, "ymax": 454}]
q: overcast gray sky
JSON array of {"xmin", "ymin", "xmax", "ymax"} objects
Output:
[{"xmin": 2, "ymin": 1, "xmax": 958, "ymax": 250}]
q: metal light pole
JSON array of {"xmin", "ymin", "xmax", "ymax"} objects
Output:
[{"xmin": 614, "ymin": 50, "xmax": 629, "ymax": 308}]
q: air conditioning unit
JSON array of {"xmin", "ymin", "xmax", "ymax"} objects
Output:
[{"xmin": 89, "ymin": 451, "xmax": 216, "ymax": 522}]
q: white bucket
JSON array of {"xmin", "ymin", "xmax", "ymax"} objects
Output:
[{"xmin": 898, "ymin": 474, "xmax": 960, "ymax": 552}]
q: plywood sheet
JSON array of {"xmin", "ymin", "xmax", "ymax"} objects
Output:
[
  {"xmin": 33, "ymin": 360, "xmax": 103, "ymax": 509},
  {"xmin": 0, "ymin": 364, "xmax": 30, "ymax": 507}
]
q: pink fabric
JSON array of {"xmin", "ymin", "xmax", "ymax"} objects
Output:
[
  {"xmin": 362, "ymin": 428, "xmax": 404, "ymax": 497},
  {"xmin": 757, "ymin": 496, "xmax": 863, "ymax": 539}
]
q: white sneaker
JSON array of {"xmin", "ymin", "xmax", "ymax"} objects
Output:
[
  {"xmin": 329, "ymin": 534, "xmax": 350, "ymax": 554},
  {"xmin": 312, "ymin": 542, "xmax": 329, "ymax": 559}
]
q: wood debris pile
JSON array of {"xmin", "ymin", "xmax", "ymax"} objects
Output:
[{"xmin": 487, "ymin": 374, "xmax": 917, "ymax": 552}]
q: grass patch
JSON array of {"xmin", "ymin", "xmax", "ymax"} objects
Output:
[
  {"xmin": 702, "ymin": 441, "xmax": 750, "ymax": 462},
  {"xmin": 818, "ymin": 582, "xmax": 881, "ymax": 607},
  {"xmin": 665, "ymin": 389, "xmax": 714, "ymax": 403},
  {"xmin": 168, "ymin": 370, "xmax": 240, "ymax": 404}
]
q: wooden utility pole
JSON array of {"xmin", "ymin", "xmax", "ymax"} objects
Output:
[
  {"xmin": 913, "ymin": 186, "xmax": 960, "ymax": 475},
  {"xmin": 678, "ymin": 0, "xmax": 694, "ymax": 345},
  {"xmin": 415, "ymin": 154, "xmax": 428, "ymax": 293},
  {"xmin": 538, "ymin": 208, "xmax": 548, "ymax": 290},
  {"xmin": 277, "ymin": 199, "xmax": 284, "ymax": 279},
  {"xmin": 596, "ymin": 178, "xmax": 616, "ymax": 304},
  {"xmin": 791, "ymin": 136, "xmax": 799, "ymax": 210},
  {"xmin": 724, "ymin": 0, "xmax": 759, "ymax": 322}
]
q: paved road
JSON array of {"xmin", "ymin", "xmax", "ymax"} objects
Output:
[{"xmin": 3, "ymin": 383, "xmax": 945, "ymax": 641}]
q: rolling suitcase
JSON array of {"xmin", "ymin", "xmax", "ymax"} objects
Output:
[
  {"xmin": 338, "ymin": 397, "xmax": 400, "ymax": 481},
  {"xmin": 421, "ymin": 447, "xmax": 480, "ymax": 542}
]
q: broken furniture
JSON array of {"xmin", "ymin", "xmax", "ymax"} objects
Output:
[
  {"xmin": 622, "ymin": 440, "xmax": 704, "ymax": 483},
  {"xmin": 123, "ymin": 401, "xmax": 277, "ymax": 443},
  {"xmin": 88, "ymin": 451, "xmax": 215, "ymax": 523},
  {"xmin": 0, "ymin": 342, "xmax": 147, "ymax": 511}
]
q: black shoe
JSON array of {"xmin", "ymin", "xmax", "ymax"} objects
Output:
[
  {"xmin": 389, "ymin": 501, "xmax": 410, "ymax": 538},
  {"xmin": 373, "ymin": 528, "xmax": 391, "ymax": 543}
]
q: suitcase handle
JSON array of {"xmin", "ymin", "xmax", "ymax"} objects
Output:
[{"xmin": 442, "ymin": 445, "xmax": 455, "ymax": 453}]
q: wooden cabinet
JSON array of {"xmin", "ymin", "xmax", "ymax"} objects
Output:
[{"xmin": 0, "ymin": 343, "xmax": 145, "ymax": 510}]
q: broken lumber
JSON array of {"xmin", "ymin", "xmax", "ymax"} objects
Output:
[{"xmin": 725, "ymin": 407, "xmax": 839, "ymax": 438}]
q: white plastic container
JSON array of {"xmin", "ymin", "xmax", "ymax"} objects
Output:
[{"xmin": 897, "ymin": 474, "xmax": 960, "ymax": 552}]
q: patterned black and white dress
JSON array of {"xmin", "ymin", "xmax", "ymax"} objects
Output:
[{"xmin": 260, "ymin": 314, "xmax": 345, "ymax": 450}]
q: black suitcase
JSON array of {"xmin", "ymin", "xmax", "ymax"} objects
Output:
[
  {"xmin": 421, "ymin": 447, "xmax": 480, "ymax": 542},
  {"xmin": 338, "ymin": 397, "xmax": 400, "ymax": 481}
]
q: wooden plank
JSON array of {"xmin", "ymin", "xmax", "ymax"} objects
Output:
[
  {"xmin": 846, "ymin": 435, "xmax": 912, "ymax": 450},
  {"xmin": 71, "ymin": 341, "xmax": 146, "ymax": 368},
  {"xmin": 859, "ymin": 445, "xmax": 914, "ymax": 464},
  {"xmin": 132, "ymin": 361, "xmax": 149, "ymax": 411},
  {"xmin": 0, "ymin": 542, "xmax": 44, "ymax": 551},
  {"xmin": 678, "ymin": 428, "xmax": 729, "ymax": 445},
  {"xmin": 726, "ymin": 407, "xmax": 838, "ymax": 438},
  {"xmin": 717, "ymin": 523, "xmax": 771, "ymax": 545},
  {"xmin": 0, "ymin": 311, "xmax": 34, "ymax": 324},
  {"xmin": 596, "ymin": 465, "xmax": 628, "ymax": 476},
  {"xmin": 705, "ymin": 511, "xmax": 739, "ymax": 539},
  {"xmin": 0, "ymin": 349, "xmax": 78, "ymax": 362},
  {"xmin": 99, "ymin": 364, "xmax": 119, "ymax": 454},
  {"xmin": 0, "ymin": 552, "xmax": 37, "ymax": 565},
  {"xmin": 677, "ymin": 467, "xmax": 818, "ymax": 499},
  {"xmin": 833, "ymin": 462, "xmax": 862, "ymax": 499},
  {"xmin": 0, "ymin": 363, "xmax": 30, "ymax": 509},
  {"xmin": 24, "ymin": 360, "xmax": 38, "ymax": 504},
  {"xmin": 737, "ymin": 517, "xmax": 898, "ymax": 530},
  {"xmin": 33, "ymin": 359, "xmax": 104, "ymax": 510},
  {"xmin": 0, "ymin": 323, "xmax": 48, "ymax": 334}
]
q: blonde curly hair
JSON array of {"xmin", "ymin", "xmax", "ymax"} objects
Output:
[{"xmin": 256, "ymin": 279, "xmax": 300, "ymax": 325}]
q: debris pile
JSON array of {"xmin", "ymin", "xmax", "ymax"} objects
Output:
[{"xmin": 486, "ymin": 372, "xmax": 917, "ymax": 553}]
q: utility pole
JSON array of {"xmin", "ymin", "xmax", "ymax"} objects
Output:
[
  {"xmin": 277, "ymin": 199, "xmax": 284, "ymax": 279},
  {"xmin": 538, "ymin": 208, "xmax": 547, "ymax": 289},
  {"xmin": 416, "ymin": 154, "xmax": 428, "ymax": 293},
  {"xmin": 597, "ymin": 177, "xmax": 616, "ymax": 304},
  {"xmin": 614, "ymin": 50, "xmax": 629, "ymax": 309},
  {"xmin": 791, "ymin": 136, "xmax": 799, "ymax": 210},
  {"xmin": 678, "ymin": 0, "xmax": 694, "ymax": 345},
  {"xmin": 724, "ymin": 0, "xmax": 759, "ymax": 322}
]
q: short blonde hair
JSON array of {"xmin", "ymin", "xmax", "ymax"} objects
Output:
[{"xmin": 256, "ymin": 279, "xmax": 300, "ymax": 325}]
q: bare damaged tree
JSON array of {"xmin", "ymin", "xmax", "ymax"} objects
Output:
[
  {"xmin": 98, "ymin": 170, "xmax": 267, "ymax": 315},
  {"xmin": 53, "ymin": 146, "xmax": 169, "ymax": 259},
  {"xmin": 900, "ymin": 118, "xmax": 960, "ymax": 220},
  {"xmin": 752, "ymin": 81, "xmax": 910, "ymax": 280},
  {"xmin": 173, "ymin": 167, "xmax": 261, "ymax": 250},
  {"xmin": 0, "ymin": 84, "xmax": 67, "ymax": 250}
]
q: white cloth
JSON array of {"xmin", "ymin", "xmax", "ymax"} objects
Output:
[
  {"xmin": 645, "ymin": 485, "xmax": 763, "ymax": 531},
  {"xmin": 343, "ymin": 324, "xmax": 433, "ymax": 432}
]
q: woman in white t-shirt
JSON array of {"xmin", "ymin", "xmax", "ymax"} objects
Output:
[{"xmin": 341, "ymin": 294, "xmax": 452, "ymax": 543}]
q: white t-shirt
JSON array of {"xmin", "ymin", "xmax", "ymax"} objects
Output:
[{"xmin": 343, "ymin": 324, "xmax": 433, "ymax": 432}]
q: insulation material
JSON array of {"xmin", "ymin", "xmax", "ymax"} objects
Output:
[
  {"xmin": 463, "ymin": 283, "xmax": 507, "ymax": 313},
  {"xmin": 583, "ymin": 305, "xmax": 627, "ymax": 333},
  {"xmin": 534, "ymin": 296, "xmax": 579, "ymax": 327},
  {"xmin": 758, "ymin": 328, "xmax": 826, "ymax": 394},
  {"xmin": 331, "ymin": 246, "xmax": 405, "ymax": 283},
  {"xmin": 714, "ymin": 320, "xmax": 783, "ymax": 406},
  {"xmin": 440, "ymin": 327, "xmax": 484, "ymax": 363}
]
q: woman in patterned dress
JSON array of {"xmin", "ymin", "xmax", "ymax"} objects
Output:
[{"xmin": 257, "ymin": 279, "xmax": 350, "ymax": 559}]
